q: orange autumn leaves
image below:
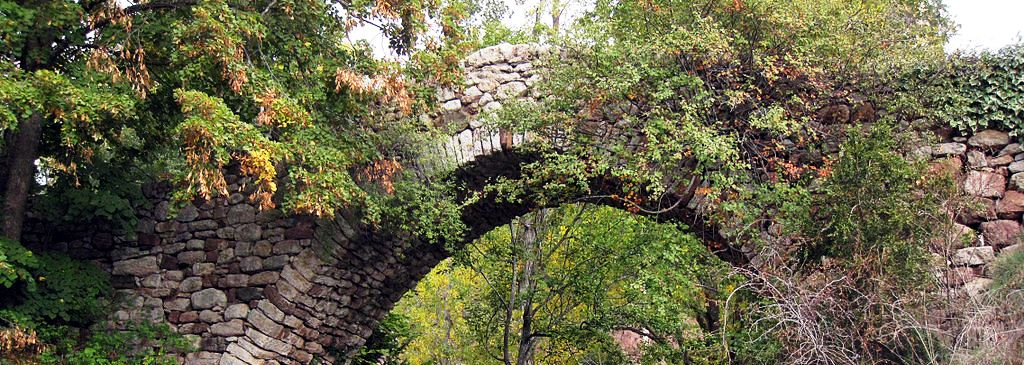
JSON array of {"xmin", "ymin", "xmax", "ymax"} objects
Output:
[{"xmin": 335, "ymin": 67, "xmax": 415, "ymax": 116}]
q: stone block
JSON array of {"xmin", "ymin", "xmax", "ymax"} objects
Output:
[
  {"xmin": 951, "ymin": 246, "xmax": 996, "ymax": 267},
  {"xmin": 963, "ymin": 171, "xmax": 1006, "ymax": 198},
  {"xmin": 225, "ymin": 303, "xmax": 249, "ymax": 320},
  {"xmin": 981, "ymin": 219, "xmax": 1022, "ymax": 248},
  {"xmin": 249, "ymin": 271, "xmax": 279, "ymax": 286},
  {"xmin": 191, "ymin": 288, "xmax": 227, "ymax": 309},
  {"xmin": 112, "ymin": 256, "xmax": 159, "ymax": 276}
]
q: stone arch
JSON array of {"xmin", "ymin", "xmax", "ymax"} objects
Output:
[{"xmin": 20, "ymin": 44, "xmax": 741, "ymax": 365}]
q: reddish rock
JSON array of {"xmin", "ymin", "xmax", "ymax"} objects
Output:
[
  {"xmin": 990, "ymin": 154, "xmax": 1014, "ymax": 167},
  {"xmin": 962, "ymin": 171, "xmax": 1006, "ymax": 198},
  {"xmin": 996, "ymin": 190, "xmax": 1024, "ymax": 218},
  {"xmin": 928, "ymin": 157, "xmax": 963, "ymax": 178},
  {"xmin": 179, "ymin": 311, "xmax": 200, "ymax": 323},
  {"xmin": 980, "ymin": 220, "xmax": 1022, "ymax": 248}
]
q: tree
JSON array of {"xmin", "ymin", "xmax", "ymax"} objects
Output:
[
  {"xmin": 0, "ymin": 0, "xmax": 476, "ymax": 242},
  {"xmin": 394, "ymin": 205, "xmax": 732, "ymax": 364}
]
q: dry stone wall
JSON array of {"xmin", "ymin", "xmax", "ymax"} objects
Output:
[
  {"xmin": 920, "ymin": 129, "xmax": 1024, "ymax": 296},
  {"xmin": 24, "ymin": 171, "xmax": 447, "ymax": 365}
]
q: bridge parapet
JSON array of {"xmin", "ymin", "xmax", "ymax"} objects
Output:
[{"xmin": 429, "ymin": 43, "xmax": 551, "ymax": 167}]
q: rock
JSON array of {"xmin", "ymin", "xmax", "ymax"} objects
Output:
[
  {"xmin": 211, "ymin": 319, "xmax": 245, "ymax": 336},
  {"xmin": 165, "ymin": 298, "xmax": 190, "ymax": 312},
  {"xmin": 240, "ymin": 257, "xmax": 263, "ymax": 272},
  {"xmin": 219, "ymin": 274, "xmax": 250, "ymax": 288},
  {"xmin": 179, "ymin": 311, "xmax": 199, "ymax": 323},
  {"xmin": 249, "ymin": 271, "xmax": 280, "ymax": 286},
  {"xmin": 112, "ymin": 256, "xmax": 159, "ymax": 276},
  {"xmin": 225, "ymin": 304, "xmax": 250, "ymax": 320},
  {"xmin": 951, "ymin": 246, "xmax": 996, "ymax": 266},
  {"xmin": 968, "ymin": 130, "xmax": 1010, "ymax": 148},
  {"xmin": 1010, "ymin": 160, "xmax": 1024, "ymax": 174},
  {"xmin": 958, "ymin": 197, "xmax": 997, "ymax": 225},
  {"xmin": 991, "ymin": 154, "xmax": 1015, "ymax": 167},
  {"xmin": 1012, "ymin": 172, "xmax": 1024, "ymax": 190},
  {"xmin": 189, "ymin": 219, "xmax": 218, "ymax": 231},
  {"xmin": 936, "ymin": 223, "xmax": 976, "ymax": 250},
  {"xmin": 932, "ymin": 142, "xmax": 967, "ymax": 156},
  {"xmin": 980, "ymin": 219, "xmax": 1022, "ymax": 248},
  {"xmin": 227, "ymin": 204, "xmax": 256, "ymax": 225},
  {"xmin": 496, "ymin": 81, "xmax": 527, "ymax": 99},
  {"xmin": 236, "ymin": 223, "xmax": 262, "ymax": 241},
  {"xmin": 236, "ymin": 287, "xmax": 264, "ymax": 301},
  {"xmin": 258, "ymin": 300, "xmax": 286, "ymax": 322},
  {"xmin": 253, "ymin": 241, "xmax": 273, "ymax": 257},
  {"xmin": 966, "ymin": 150, "xmax": 987, "ymax": 168},
  {"xmin": 1002, "ymin": 243, "xmax": 1022, "ymax": 255},
  {"xmin": 177, "ymin": 204, "xmax": 200, "ymax": 222},
  {"xmin": 928, "ymin": 157, "xmax": 963, "ymax": 178},
  {"xmin": 442, "ymin": 99, "xmax": 462, "ymax": 112},
  {"xmin": 245, "ymin": 328, "xmax": 292, "ymax": 356},
  {"xmin": 191, "ymin": 288, "xmax": 227, "ymax": 310},
  {"xmin": 960, "ymin": 278, "xmax": 993, "ymax": 298},
  {"xmin": 944, "ymin": 266, "xmax": 976, "ymax": 287},
  {"xmin": 962, "ymin": 171, "xmax": 1006, "ymax": 198},
  {"xmin": 199, "ymin": 309, "xmax": 222, "ymax": 323},
  {"xmin": 999, "ymin": 143, "xmax": 1022, "ymax": 156},
  {"xmin": 996, "ymin": 191, "xmax": 1024, "ymax": 218},
  {"xmin": 178, "ymin": 251, "xmax": 207, "ymax": 265}
]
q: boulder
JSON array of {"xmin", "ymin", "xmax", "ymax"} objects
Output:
[
  {"xmin": 225, "ymin": 304, "xmax": 250, "ymax": 320},
  {"xmin": 111, "ymin": 256, "xmax": 159, "ymax": 276},
  {"xmin": 968, "ymin": 130, "xmax": 1010, "ymax": 148},
  {"xmin": 951, "ymin": 246, "xmax": 996, "ymax": 266},
  {"xmin": 935, "ymin": 223, "xmax": 976, "ymax": 250},
  {"xmin": 191, "ymin": 288, "xmax": 227, "ymax": 310},
  {"xmin": 999, "ymin": 143, "xmax": 1022, "ymax": 156},
  {"xmin": 932, "ymin": 142, "xmax": 967, "ymax": 156},
  {"xmin": 928, "ymin": 157, "xmax": 963, "ymax": 178},
  {"xmin": 210, "ymin": 320, "xmax": 245, "ymax": 336},
  {"xmin": 962, "ymin": 171, "xmax": 1006, "ymax": 198},
  {"xmin": 996, "ymin": 191, "xmax": 1024, "ymax": 218},
  {"xmin": 960, "ymin": 278, "xmax": 993, "ymax": 298},
  {"xmin": 980, "ymin": 219, "xmax": 1022, "ymax": 248},
  {"xmin": 966, "ymin": 150, "xmax": 987, "ymax": 168},
  {"xmin": 1012, "ymin": 172, "xmax": 1024, "ymax": 190}
]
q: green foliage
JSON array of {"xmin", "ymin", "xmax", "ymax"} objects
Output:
[
  {"xmin": 1, "ymin": 253, "xmax": 111, "ymax": 327},
  {"xmin": 798, "ymin": 124, "xmax": 936, "ymax": 281},
  {"xmin": 991, "ymin": 250, "xmax": 1024, "ymax": 300},
  {"xmin": 899, "ymin": 43, "xmax": 1024, "ymax": 138},
  {"xmin": 352, "ymin": 313, "xmax": 412, "ymax": 365},
  {"xmin": 0, "ymin": 238, "xmax": 38, "ymax": 290},
  {"xmin": 736, "ymin": 124, "xmax": 947, "ymax": 364},
  {"xmin": 33, "ymin": 321, "xmax": 193, "ymax": 365},
  {"xmin": 394, "ymin": 206, "xmax": 734, "ymax": 364}
]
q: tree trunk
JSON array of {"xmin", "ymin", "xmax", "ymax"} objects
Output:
[{"xmin": 2, "ymin": 113, "xmax": 43, "ymax": 241}]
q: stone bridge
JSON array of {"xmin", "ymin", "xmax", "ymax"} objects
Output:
[{"xmin": 23, "ymin": 44, "xmax": 1023, "ymax": 364}]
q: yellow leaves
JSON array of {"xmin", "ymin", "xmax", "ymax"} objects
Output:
[
  {"xmin": 236, "ymin": 148, "xmax": 278, "ymax": 210},
  {"xmin": 254, "ymin": 90, "xmax": 311, "ymax": 128}
]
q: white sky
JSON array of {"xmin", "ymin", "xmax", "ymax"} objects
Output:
[
  {"xmin": 350, "ymin": 0, "xmax": 1024, "ymax": 58},
  {"xmin": 944, "ymin": 0, "xmax": 1024, "ymax": 51}
]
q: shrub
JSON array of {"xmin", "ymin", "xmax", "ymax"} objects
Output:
[{"xmin": 1, "ymin": 253, "xmax": 111, "ymax": 327}]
